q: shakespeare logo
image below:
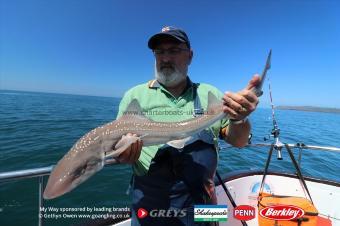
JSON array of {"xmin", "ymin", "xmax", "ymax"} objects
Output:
[{"xmin": 194, "ymin": 205, "xmax": 228, "ymax": 222}]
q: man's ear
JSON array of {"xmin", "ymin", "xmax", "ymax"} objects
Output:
[{"xmin": 188, "ymin": 49, "xmax": 193, "ymax": 65}]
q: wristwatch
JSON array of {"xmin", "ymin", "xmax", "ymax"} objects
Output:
[{"xmin": 229, "ymin": 117, "xmax": 248, "ymax": 125}]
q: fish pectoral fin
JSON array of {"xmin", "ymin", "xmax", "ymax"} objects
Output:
[
  {"xmin": 139, "ymin": 133, "xmax": 149, "ymax": 139},
  {"xmin": 166, "ymin": 136, "xmax": 196, "ymax": 149},
  {"xmin": 105, "ymin": 135, "xmax": 141, "ymax": 158}
]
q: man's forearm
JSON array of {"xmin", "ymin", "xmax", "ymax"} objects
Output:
[{"xmin": 223, "ymin": 120, "xmax": 250, "ymax": 148}]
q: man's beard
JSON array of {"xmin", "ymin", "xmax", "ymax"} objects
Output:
[{"xmin": 155, "ymin": 63, "xmax": 187, "ymax": 88}]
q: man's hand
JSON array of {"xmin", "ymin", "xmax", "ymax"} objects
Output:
[
  {"xmin": 222, "ymin": 74, "xmax": 261, "ymax": 120},
  {"xmin": 116, "ymin": 133, "xmax": 143, "ymax": 164}
]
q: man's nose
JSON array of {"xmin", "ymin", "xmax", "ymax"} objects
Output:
[{"xmin": 159, "ymin": 55, "xmax": 172, "ymax": 63}]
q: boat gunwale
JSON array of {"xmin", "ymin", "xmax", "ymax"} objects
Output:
[{"xmin": 215, "ymin": 169, "xmax": 340, "ymax": 187}]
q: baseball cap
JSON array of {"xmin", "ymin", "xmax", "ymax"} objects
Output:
[{"xmin": 148, "ymin": 26, "xmax": 191, "ymax": 49}]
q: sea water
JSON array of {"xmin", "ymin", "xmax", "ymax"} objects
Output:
[{"xmin": 1, "ymin": 90, "xmax": 339, "ymax": 226}]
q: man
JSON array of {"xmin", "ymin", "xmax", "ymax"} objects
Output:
[{"xmin": 116, "ymin": 26, "xmax": 260, "ymax": 226}]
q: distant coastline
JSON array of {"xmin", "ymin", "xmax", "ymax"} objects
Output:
[
  {"xmin": 276, "ymin": 106, "xmax": 340, "ymax": 114},
  {"xmin": 0, "ymin": 89, "xmax": 120, "ymax": 99}
]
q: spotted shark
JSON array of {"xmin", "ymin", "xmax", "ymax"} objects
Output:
[{"xmin": 43, "ymin": 92, "xmax": 226, "ymax": 199}]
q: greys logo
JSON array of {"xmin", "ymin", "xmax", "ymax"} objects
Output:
[{"xmin": 138, "ymin": 208, "xmax": 187, "ymax": 218}]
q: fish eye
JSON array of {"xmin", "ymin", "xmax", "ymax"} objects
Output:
[
  {"xmin": 73, "ymin": 165, "xmax": 86, "ymax": 178},
  {"xmin": 71, "ymin": 157, "xmax": 101, "ymax": 179},
  {"xmin": 85, "ymin": 161, "xmax": 97, "ymax": 170},
  {"xmin": 75, "ymin": 161, "xmax": 98, "ymax": 174}
]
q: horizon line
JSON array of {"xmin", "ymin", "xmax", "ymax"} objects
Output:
[
  {"xmin": 1, "ymin": 88, "xmax": 339, "ymax": 110},
  {"xmin": 0, "ymin": 88, "xmax": 121, "ymax": 99}
]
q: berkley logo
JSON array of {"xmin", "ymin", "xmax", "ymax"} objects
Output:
[
  {"xmin": 234, "ymin": 205, "xmax": 256, "ymax": 221},
  {"xmin": 260, "ymin": 205, "xmax": 305, "ymax": 220}
]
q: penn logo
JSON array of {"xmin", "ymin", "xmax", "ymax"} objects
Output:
[
  {"xmin": 137, "ymin": 208, "xmax": 148, "ymax": 219},
  {"xmin": 233, "ymin": 205, "xmax": 256, "ymax": 221},
  {"xmin": 260, "ymin": 205, "xmax": 305, "ymax": 220}
]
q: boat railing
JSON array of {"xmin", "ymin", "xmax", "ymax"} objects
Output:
[
  {"xmin": 0, "ymin": 143, "xmax": 339, "ymax": 226},
  {"xmin": 246, "ymin": 143, "xmax": 340, "ymax": 152},
  {"xmin": 0, "ymin": 159, "xmax": 118, "ymax": 226}
]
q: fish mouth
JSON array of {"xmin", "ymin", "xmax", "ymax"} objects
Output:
[
  {"xmin": 43, "ymin": 187, "xmax": 65, "ymax": 199},
  {"xmin": 43, "ymin": 175, "xmax": 73, "ymax": 199},
  {"xmin": 43, "ymin": 157, "xmax": 104, "ymax": 199}
]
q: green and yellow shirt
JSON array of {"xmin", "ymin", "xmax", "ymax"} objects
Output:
[{"xmin": 116, "ymin": 78, "xmax": 229, "ymax": 176}]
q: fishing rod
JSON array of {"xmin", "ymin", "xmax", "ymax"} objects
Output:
[
  {"xmin": 255, "ymin": 51, "xmax": 319, "ymax": 205},
  {"xmin": 266, "ymin": 73, "xmax": 284, "ymax": 160},
  {"xmin": 251, "ymin": 49, "xmax": 284, "ymax": 160}
]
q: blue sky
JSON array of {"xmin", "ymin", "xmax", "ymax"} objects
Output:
[{"xmin": 1, "ymin": 0, "xmax": 339, "ymax": 108}]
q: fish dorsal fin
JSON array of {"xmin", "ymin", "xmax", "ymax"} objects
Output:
[
  {"xmin": 121, "ymin": 99, "xmax": 152, "ymax": 122},
  {"xmin": 207, "ymin": 91, "xmax": 222, "ymax": 114},
  {"xmin": 124, "ymin": 99, "xmax": 143, "ymax": 115}
]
